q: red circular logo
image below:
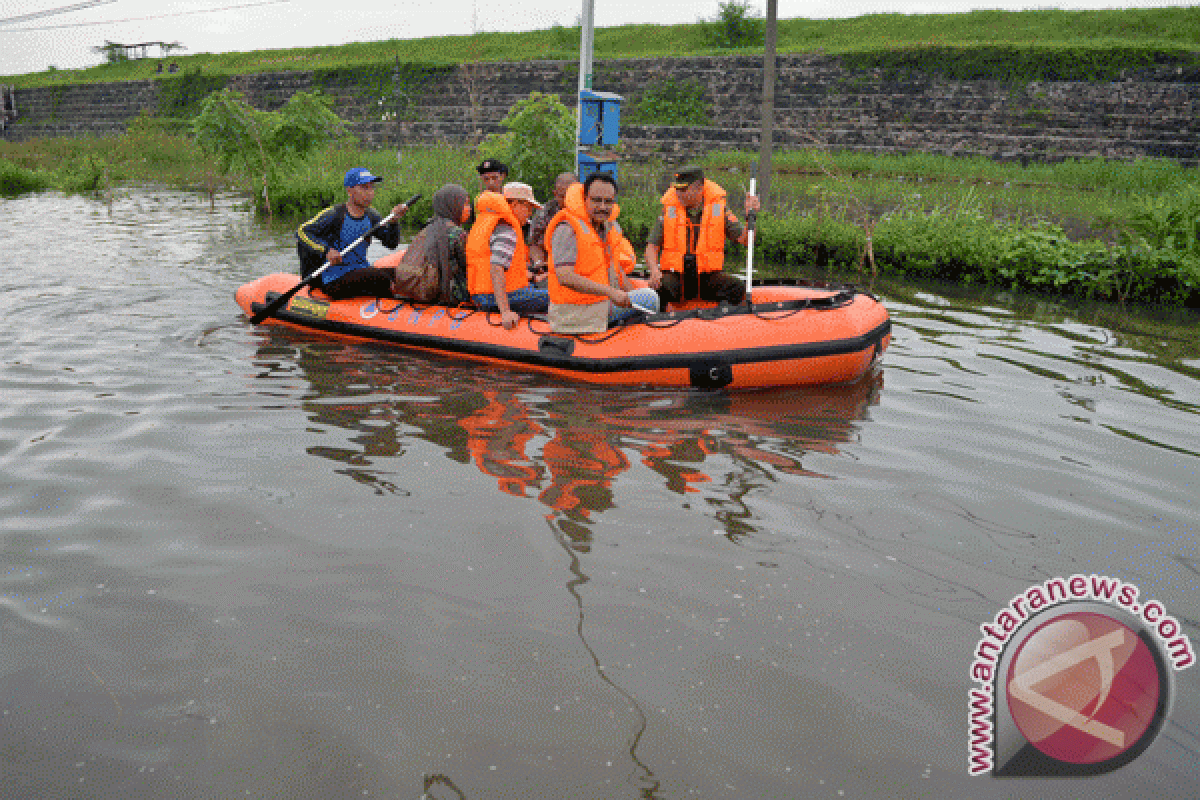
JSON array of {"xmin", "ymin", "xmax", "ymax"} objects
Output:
[{"xmin": 1006, "ymin": 611, "xmax": 1163, "ymax": 766}]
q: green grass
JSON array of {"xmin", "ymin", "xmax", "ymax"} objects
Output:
[
  {"xmin": 6, "ymin": 132, "xmax": 1195, "ymax": 237},
  {"xmin": 0, "ymin": 115, "xmax": 216, "ymax": 189},
  {"xmin": 5, "ymin": 133, "xmax": 1197, "ymax": 308},
  {"xmin": 4, "ymin": 7, "xmax": 1198, "ymax": 88}
]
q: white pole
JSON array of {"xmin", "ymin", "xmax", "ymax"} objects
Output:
[
  {"xmin": 574, "ymin": 0, "xmax": 595, "ymax": 175},
  {"xmin": 745, "ymin": 177, "xmax": 756, "ymax": 303}
]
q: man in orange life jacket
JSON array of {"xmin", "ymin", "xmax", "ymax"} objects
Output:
[
  {"xmin": 466, "ymin": 182, "xmax": 549, "ymax": 331},
  {"xmin": 545, "ymin": 173, "xmax": 659, "ymax": 334},
  {"xmin": 644, "ymin": 165, "xmax": 761, "ymax": 308}
]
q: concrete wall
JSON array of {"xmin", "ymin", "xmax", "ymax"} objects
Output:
[{"xmin": 4, "ymin": 54, "xmax": 1198, "ymax": 165}]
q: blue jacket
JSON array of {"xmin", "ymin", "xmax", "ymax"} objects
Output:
[{"xmin": 296, "ymin": 203, "xmax": 401, "ymax": 284}]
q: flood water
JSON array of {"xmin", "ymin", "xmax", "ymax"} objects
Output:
[{"xmin": 1, "ymin": 188, "xmax": 1198, "ymax": 799}]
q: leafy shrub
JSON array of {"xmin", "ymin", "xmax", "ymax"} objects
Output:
[
  {"xmin": 610, "ymin": 194, "xmax": 660, "ymax": 249},
  {"xmin": 480, "ymin": 92, "xmax": 574, "ymax": 200},
  {"xmin": 0, "ymin": 159, "xmax": 51, "ymax": 196},
  {"xmin": 743, "ymin": 199, "xmax": 1200, "ymax": 308},
  {"xmin": 701, "ymin": 0, "xmax": 764, "ymax": 49},
  {"xmin": 1125, "ymin": 185, "xmax": 1200, "ymax": 255},
  {"xmin": 192, "ymin": 88, "xmax": 348, "ymax": 215},
  {"xmin": 157, "ymin": 67, "xmax": 228, "ymax": 119},
  {"xmin": 56, "ymin": 155, "xmax": 108, "ymax": 193},
  {"xmin": 875, "ymin": 210, "xmax": 1200, "ymax": 306},
  {"xmin": 623, "ymin": 79, "xmax": 711, "ymax": 126},
  {"xmin": 757, "ymin": 214, "xmax": 866, "ymax": 272}
]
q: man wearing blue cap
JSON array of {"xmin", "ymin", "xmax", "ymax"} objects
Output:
[{"xmin": 296, "ymin": 167, "xmax": 413, "ymax": 300}]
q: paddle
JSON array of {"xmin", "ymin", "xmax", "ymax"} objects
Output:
[
  {"xmin": 744, "ymin": 176, "xmax": 758, "ymax": 307},
  {"xmin": 249, "ymin": 193, "xmax": 421, "ymax": 325},
  {"xmin": 630, "ymin": 295, "xmax": 658, "ymax": 314}
]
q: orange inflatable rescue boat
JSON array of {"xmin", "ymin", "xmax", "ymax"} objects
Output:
[{"xmin": 235, "ymin": 274, "xmax": 890, "ymax": 389}]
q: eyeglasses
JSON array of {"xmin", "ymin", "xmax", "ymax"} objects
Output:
[{"xmin": 587, "ymin": 196, "xmax": 616, "ymax": 206}]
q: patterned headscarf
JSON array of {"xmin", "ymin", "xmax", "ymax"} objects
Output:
[{"xmin": 401, "ymin": 184, "xmax": 470, "ymax": 300}]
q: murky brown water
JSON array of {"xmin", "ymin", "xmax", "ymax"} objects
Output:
[{"xmin": 1, "ymin": 189, "xmax": 1198, "ymax": 798}]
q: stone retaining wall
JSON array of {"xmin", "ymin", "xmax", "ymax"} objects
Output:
[{"xmin": 4, "ymin": 54, "xmax": 1198, "ymax": 165}]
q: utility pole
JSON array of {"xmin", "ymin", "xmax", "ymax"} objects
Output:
[
  {"xmin": 575, "ymin": 0, "xmax": 595, "ymax": 175},
  {"xmin": 757, "ymin": 0, "xmax": 777, "ymax": 208}
]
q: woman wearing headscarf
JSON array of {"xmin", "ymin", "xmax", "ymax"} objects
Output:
[{"xmin": 376, "ymin": 183, "xmax": 471, "ymax": 305}]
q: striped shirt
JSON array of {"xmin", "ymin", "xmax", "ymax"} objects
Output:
[{"xmin": 489, "ymin": 222, "xmax": 518, "ymax": 270}]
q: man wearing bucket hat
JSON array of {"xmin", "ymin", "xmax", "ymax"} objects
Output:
[
  {"xmin": 644, "ymin": 165, "xmax": 760, "ymax": 308},
  {"xmin": 295, "ymin": 167, "xmax": 412, "ymax": 300},
  {"xmin": 466, "ymin": 181, "xmax": 549, "ymax": 331}
]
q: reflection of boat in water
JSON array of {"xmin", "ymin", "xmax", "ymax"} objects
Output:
[
  {"xmin": 237, "ymin": 273, "xmax": 890, "ymax": 389},
  {"xmin": 274, "ymin": 339, "xmax": 882, "ymax": 531}
]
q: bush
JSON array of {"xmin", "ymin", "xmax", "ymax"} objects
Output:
[
  {"xmin": 192, "ymin": 88, "xmax": 348, "ymax": 215},
  {"xmin": 623, "ymin": 79, "xmax": 711, "ymax": 126},
  {"xmin": 702, "ymin": 0, "xmax": 764, "ymax": 49},
  {"xmin": 870, "ymin": 209, "xmax": 1200, "ymax": 306},
  {"xmin": 0, "ymin": 159, "xmax": 51, "ymax": 196},
  {"xmin": 480, "ymin": 91, "xmax": 575, "ymax": 201},
  {"xmin": 56, "ymin": 154, "xmax": 108, "ymax": 193},
  {"xmin": 157, "ymin": 67, "xmax": 228, "ymax": 119},
  {"xmin": 1125, "ymin": 184, "xmax": 1200, "ymax": 255},
  {"xmin": 757, "ymin": 214, "xmax": 865, "ymax": 273}
]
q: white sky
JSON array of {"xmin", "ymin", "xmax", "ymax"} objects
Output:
[{"xmin": 0, "ymin": 0, "xmax": 1194, "ymax": 77}]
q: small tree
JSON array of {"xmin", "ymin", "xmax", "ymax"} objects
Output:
[
  {"xmin": 192, "ymin": 88, "xmax": 347, "ymax": 217},
  {"xmin": 702, "ymin": 0, "xmax": 764, "ymax": 49},
  {"xmin": 480, "ymin": 92, "xmax": 575, "ymax": 200},
  {"xmin": 92, "ymin": 41, "xmax": 129, "ymax": 65}
]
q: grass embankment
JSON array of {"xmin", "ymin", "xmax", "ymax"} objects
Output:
[
  {"xmin": 4, "ymin": 131, "xmax": 1197, "ymax": 310},
  {"xmin": 4, "ymin": 7, "xmax": 1199, "ymax": 87}
]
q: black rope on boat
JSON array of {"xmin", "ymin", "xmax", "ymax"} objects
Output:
[
  {"xmin": 373, "ymin": 297, "xmax": 407, "ymax": 315},
  {"xmin": 569, "ymin": 324, "xmax": 639, "ymax": 344},
  {"xmin": 447, "ymin": 306, "xmax": 475, "ymax": 323},
  {"xmin": 284, "ymin": 282, "xmax": 867, "ymax": 341}
]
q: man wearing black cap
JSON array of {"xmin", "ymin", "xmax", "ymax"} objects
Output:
[
  {"xmin": 644, "ymin": 165, "xmax": 760, "ymax": 307},
  {"xmin": 476, "ymin": 159, "xmax": 509, "ymax": 194}
]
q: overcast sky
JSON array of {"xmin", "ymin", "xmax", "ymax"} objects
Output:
[{"xmin": 1, "ymin": 0, "xmax": 1194, "ymax": 77}]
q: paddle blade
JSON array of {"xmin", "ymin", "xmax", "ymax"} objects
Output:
[{"xmin": 249, "ymin": 276, "xmax": 312, "ymax": 324}]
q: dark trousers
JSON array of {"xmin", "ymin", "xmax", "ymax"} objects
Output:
[
  {"xmin": 321, "ymin": 267, "xmax": 394, "ymax": 300},
  {"xmin": 657, "ymin": 269, "xmax": 746, "ymax": 307}
]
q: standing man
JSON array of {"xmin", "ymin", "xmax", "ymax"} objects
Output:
[
  {"xmin": 466, "ymin": 182, "xmax": 549, "ymax": 331},
  {"xmin": 295, "ymin": 167, "xmax": 411, "ymax": 300},
  {"xmin": 476, "ymin": 159, "xmax": 509, "ymax": 194},
  {"xmin": 545, "ymin": 174, "xmax": 659, "ymax": 334},
  {"xmin": 644, "ymin": 165, "xmax": 761, "ymax": 308}
]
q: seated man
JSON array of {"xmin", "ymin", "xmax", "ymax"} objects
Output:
[
  {"xmin": 466, "ymin": 182, "xmax": 549, "ymax": 331},
  {"xmin": 644, "ymin": 165, "xmax": 760, "ymax": 308},
  {"xmin": 476, "ymin": 159, "xmax": 508, "ymax": 194},
  {"xmin": 545, "ymin": 174, "xmax": 659, "ymax": 334},
  {"xmin": 528, "ymin": 171, "xmax": 579, "ymax": 283},
  {"xmin": 295, "ymin": 167, "xmax": 411, "ymax": 300}
]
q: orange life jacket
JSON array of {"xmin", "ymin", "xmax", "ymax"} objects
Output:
[
  {"xmin": 545, "ymin": 183, "xmax": 624, "ymax": 307},
  {"xmin": 659, "ymin": 180, "xmax": 728, "ymax": 274},
  {"xmin": 616, "ymin": 236, "xmax": 636, "ymax": 274},
  {"xmin": 466, "ymin": 191, "xmax": 530, "ymax": 297}
]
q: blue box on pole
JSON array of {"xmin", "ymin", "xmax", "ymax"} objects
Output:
[
  {"xmin": 578, "ymin": 152, "xmax": 618, "ymax": 183},
  {"xmin": 579, "ymin": 90, "xmax": 623, "ymax": 147}
]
